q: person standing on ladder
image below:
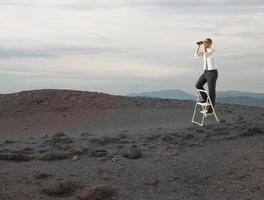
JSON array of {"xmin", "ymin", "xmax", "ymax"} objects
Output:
[{"xmin": 194, "ymin": 38, "xmax": 218, "ymax": 114}]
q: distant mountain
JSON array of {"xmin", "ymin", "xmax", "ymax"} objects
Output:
[
  {"xmin": 217, "ymin": 96, "xmax": 264, "ymax": 107},
  {"xmin": 217, "ymin": 90, "xmax": 264, "ymax": 99},
  {"xmin": 127, "ymin": 89, "xmax": 264, "ymax": 107},
  {"xmin": 217, "ymin": 90, "xmax": 264, "ymax": 107},
  {"xmin": 127, "ymin": 89, "xmax": 195, "ymax": 100}
]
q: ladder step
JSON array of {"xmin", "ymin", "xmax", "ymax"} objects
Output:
[
  {"xmin": 200, "ymin": 110, "xmax": 208, "ymax": 115},
  {"xmin": 197, "ymin": 102, "xmax": 210, "ymax": 106},
  {"xmin": 200, "ymin": 110, "xmax": 214, "ymax": 115}
]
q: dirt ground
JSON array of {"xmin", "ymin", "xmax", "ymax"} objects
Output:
[{"xmin": 0, "ymin": 89, "xmax": 264, "ymax": 200}]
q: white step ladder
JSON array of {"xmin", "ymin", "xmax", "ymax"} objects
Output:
[{"xmin": 192, "ymin": 89, "xmax": 219, "ymax": 126}]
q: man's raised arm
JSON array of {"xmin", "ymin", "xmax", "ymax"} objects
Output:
[{"xmin": 194, "ymin": 45, "xmax": 203, "ymax": 58}]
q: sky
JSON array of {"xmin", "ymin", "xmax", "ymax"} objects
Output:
[{"xmin": 0, "ymin": 0, "xmax": 263, "ymax": 96}]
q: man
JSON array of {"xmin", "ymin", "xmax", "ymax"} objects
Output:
[{"xmin": 194, "ymin": 38, "xmax": 218, "ymax": 114}]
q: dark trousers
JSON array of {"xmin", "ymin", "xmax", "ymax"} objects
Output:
[{"xmin": 195, "ymin": 69, "xmax": 218, "ymax": 107}]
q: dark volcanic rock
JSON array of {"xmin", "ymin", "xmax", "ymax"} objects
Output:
[
  {"xmin": 161, "ymin": 134, "xmax": 174, "ymax": 142},
  {"xmin": 239, "ymin": 126, "xmax": 264, "ymax": 137},
  {"xmin": 78, "ymin": 185, "xmax": 118, "ymax": 200},
  {"xmin": 42, "ymin": 132, "xmax": 74, "ymax": 151},
  {"xmin": 42, "ymin": 134, "xmax": 48, "ymax": 138},
  {"xmin": 80, "ymin": 132, "xmax": 94, "ymax": 137},
  {"xmin": 4, "ymin": 140, "xmax": 17, "ymax": 144},
  {"xmin": 38, "ymin": 151, "xmax": 71, "ymax": 161},
  {"xmin": 117, "ymin": 133, "xmax": 127, "ymax": 139},
  {"xmin": 0, "ymin": 152, "xmax": 34, "ymax": 161},
  {"xmin": 161, "ymin": 133, "xmax": 179, "ymax": 144},
  {"xmin": 255, "ymin": 113, "xmax": 264, "ymax": 120},
  {"xmin": 44, "ymin": 132, "xmax": 74, "ymax": 145},
  {"xmin": 68, "ymin": 148, "xmax": 89, "ymax": 155},
  {"xmin": 34, "ymin": 171, "xmax": 52, "ymax": 179},
  {"xmin": 143, "ymin": 133, "xmax": 161, "ymax": 141},
  {"xmin": 181, "ymin": 134, "xmax": 194, "ymax": 141},
  {"xmin": 220, "ymin": 119, "xmax": 226, "ymax": 123},
  {"xmin": 195, "ymin": 128, "xmax": 204, "ymax": 133},
  {"xmin": 53, "ymin": 132, "xmax": 66, "ymax": 137},
  {"xmin": 122, "ymin": 145, "xmax": 142, "ymax": 159},
  {"xmin": 94, "ymin": 136, "xmax": 122, "ymax": 145},
  {"xmin": 89, "ymin": 149, "xmax": 108, "ymax": 157},
  {"xmin": 41, "ymin": 180, "xmax": 81, "ymax": 197},
  {"xmin": 89, "ymin": 138, "xmax": 100, "ymax": 143}
]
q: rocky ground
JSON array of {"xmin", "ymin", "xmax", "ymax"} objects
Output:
[{"xmin": 0, "ymin": 89, "xmax": 264, "ymax": 200}]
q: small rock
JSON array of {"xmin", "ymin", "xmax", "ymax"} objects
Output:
[
  {"xmin": 195, "ymin": 128, "xmax": 204, "ymax": 133},
  {"xmin": 41, "ymin": 180, "xmax": 80, "ymax": 197},
  {"xmin": 53, "ymin": 132, "xmax": 66, "ymax": 138},
  {"xmin": 38, "ymin": 152, "xmax": 71, "ymax": 161},
  {"xmin": 42, "ymin": 134, "xmax": 48, "ymax": 139},
  {"xmin": 111, "ymin": 155, "xmax": 121, "ymax": 162},
  {"xmin": 69, "ymin": 148, "xmax": 88, "ymax": 155},
  {"xmin": 72, "ymin": 155, "xmax": 79, "ymax": 161},
  {"xmin": 80, "ymin": 132, "xmax": 94, "ymax": 137},
  {"xmin": 122, "ymin": 146, "xmax": 142, "ymax": 159},
  {"xmin": 78, "ymin": 185, "xmax": 118, "ymax": 200},
  {"xmin": 249, "ymin": 166, "xmax": 254, "ymax": 172},
  {"xmin": 117, "ymin": 133, "xmax": 127, "ymax": 139},
  {"xmin": 4, "ymin": 140, "xmax": 17, "ymax": 144},
  {"xmin": 90, "ymin": 149, "xmax": 108, "ymax": 157},
  {"xmin": 181, "ymin": 134, "xmax": 194, "ymax": 141},
  {"xmin": 0, "ymin": 153, "xmax": 34, "ymax": 161},
  {"xmin": 143, "ymin": 133, "xmax": 161, "ymax": 141},
  {"xmin": 44, "ymin": 132, "xmax": 74, "ymax": 146},
  {"xmin": 161, "ymin": 134, "xmax": 174, "ymax": 142},
  {"xmin": 220, "ymin": 119, "xmax": 226, "ymax": 123},
  {"xmin": 239, "ymin": 127, "xmax": 264, "ymax": 137},
  {"xmin": 89, "ymin": 138, "xmax": 99, "ymax": 143},
  {"xmin": 34, "ymin": 172, "xmax": 52, "ymax": 179}
]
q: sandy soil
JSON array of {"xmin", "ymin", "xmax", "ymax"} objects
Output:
[{"xmin": 0, "ymin": 89, "xmax": 264, "ymax": 200}]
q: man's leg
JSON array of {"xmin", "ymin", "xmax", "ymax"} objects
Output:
[
  {"xmin": 206, "ymin": 70, "xmax": 218, "ymax": 108},
  {"xmin": 195, "ymin": 72, "xmax": 208, "ymax": 101}
]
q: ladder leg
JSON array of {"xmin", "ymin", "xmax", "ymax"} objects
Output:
[
  {"xmin": 191, "ymin": 96, "xmax": 199, "ymax": 122},
  {"xmin": 192, "ymin": 90, "xmax": 206, "ymax": 126},
  {"xmin": 206, "ymin": 93, "xmax": 219, "ymax": 122}
]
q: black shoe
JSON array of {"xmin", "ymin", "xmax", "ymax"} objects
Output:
[{"xmin": 207, "ymin": 107, "xmax": 213, "ymax": 114}]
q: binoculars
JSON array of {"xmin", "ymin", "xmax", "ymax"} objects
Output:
[{"xmin": 196, "ymin": 41, "xmax": 203, "ymax": 45}]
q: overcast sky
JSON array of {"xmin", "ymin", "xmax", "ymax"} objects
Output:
[{"xmin": 0, "ymin": 0, "xmax": 263, "ymax": 95}]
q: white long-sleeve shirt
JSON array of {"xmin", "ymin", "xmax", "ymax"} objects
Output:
[{"xmin": 194, "ymin": 45, "xmax": 218, "ymax": 70}]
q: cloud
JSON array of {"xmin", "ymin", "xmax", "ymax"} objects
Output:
[
  {"xmin": 0, "ymin": 45, "xmax": 140, "ymax": 58},
  {"xmin": 0, "ymin": 0, "xmax": 34, "ymax": 7},
  {"xmin": 53, "ymin": 0, "xmax": 264, "ymax": 13}
]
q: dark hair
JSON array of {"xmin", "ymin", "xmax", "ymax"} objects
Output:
[{"xmin": 205, "ymin": 38, "xmax": 212, "ymax": 45}]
